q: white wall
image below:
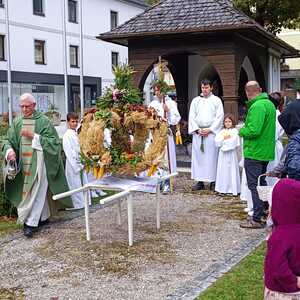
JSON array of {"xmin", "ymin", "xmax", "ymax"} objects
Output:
[
  {"xmin": 188, "ymin": 54, "xmax": 208, "ymax": 105},
  {"xmin": 0, "ymin": 0, "xmax": 144, "ymax": 80},
  {"xmin": 242, "ymin": 57, "xmax": 256, "ymax": 81},
  {"xmin": 268, "ymin": 53, "xmax": 281, "ymax": 93}
]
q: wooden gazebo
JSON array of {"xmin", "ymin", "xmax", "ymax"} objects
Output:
[{"xmin": 98, "ymin": 0, "xmax": 299, "ymax": 120}]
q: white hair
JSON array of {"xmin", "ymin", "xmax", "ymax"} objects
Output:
[{"xmin": 19, "ymin": 93, "xmax": 36, "ymax": 104}]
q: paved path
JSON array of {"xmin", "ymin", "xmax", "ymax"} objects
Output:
[{"xmin": 0, "ymin": 173, "xmax": 265, "ymax": 300}]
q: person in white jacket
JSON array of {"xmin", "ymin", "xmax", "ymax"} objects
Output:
[
  {"xmin": 215, "ymin": 114, "xmax": 241, "ymax": 196},
  {"xmin": 63, "ymin": 112, "xmax": 89, "ymax": 209}
]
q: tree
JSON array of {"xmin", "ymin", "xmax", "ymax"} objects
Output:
[
  {"xmin": 232, "ymin": 0, "xmax": 300, "ymax": 34},
  {"xmin": 294, "ymin": 78, "xmax": 300, "ymax": 92},
  {"xmin": 146, "ymin": 0, "xmax": 300, "ymax": 34}
]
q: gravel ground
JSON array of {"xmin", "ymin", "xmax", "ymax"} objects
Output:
[{"xmin": 0, "ymin": 173, "xmax": 265, "ymax": 300}]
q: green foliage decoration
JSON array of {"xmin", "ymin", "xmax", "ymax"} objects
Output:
[
  {"xmin": 294, "ymin": 78, "xmax": 300, "ymax": 91},
  {"xmin": 96, "ymin": 64, "xmax": 142, "ymax": 110}
]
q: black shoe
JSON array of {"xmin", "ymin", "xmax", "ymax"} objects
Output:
[
  {"xmin": 192, "ymin": 181, "xmax": 205, "ymax": 191},
  {"xmin": 23, "ymin": 224, "xmax": 38, "ymax": 238},
  {"xmin": 209, "ymin": 182, "xmax": 215, "ymax": 191},
  {"xmin": 38, "ymin": 219, "xmax": 49, "ymax": 227}
]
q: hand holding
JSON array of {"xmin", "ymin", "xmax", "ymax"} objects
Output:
[
  {"xmin": 199, "ymin": 128, "xmax": 211, "ymax": 137},
  {"xmin": 265, "ymin": 171, "xmax": 280, "ymax": 178},
  {"xmin": 7, "ymin": 150, "xmax": 16, "ymax": 161},
  {"xmin": 163, "ymin": 103, "xmax": 169, "ymax": 112},
  {"xmin": 20, "ymin": 129, "xmax": 34, "ymax": 139}
]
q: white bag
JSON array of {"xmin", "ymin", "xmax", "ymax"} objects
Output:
[{"xmin": 257, "ymin": 174, "xmax": 278, "ymax": 206}]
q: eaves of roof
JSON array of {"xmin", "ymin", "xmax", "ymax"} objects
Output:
[
  {"xmin": 119, "ymin": 0, "xmax": 148, "ymax": 9},
  {"xmin": 98, "ymin": 0, "xmax": 300, "ymax": 58}
]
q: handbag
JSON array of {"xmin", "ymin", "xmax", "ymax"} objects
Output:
[{"xmin": 257, "ymin": 174, "xmax": 277, "ymax": 206}]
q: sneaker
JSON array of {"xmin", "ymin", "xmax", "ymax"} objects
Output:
[
  {"xmin": 97, "ymin": 190, "xmax": 107, "ymax": 197},
  {"xmin": 240, "ymin": 219, "xmax": 265, "ymax": 229},
  {"xmin": 38, "ymin": 219, "xmax": 49, "ymax": 227},
  {"xmin": 192, "ymin": 181, "xmax": 205, "ymax": 191},
  {"xmin": 162, "ymin": 184, "xmax": 170, "ymax": 195},
  {"xmin": 91, "ymin": 191, "xmax": 99, "ymax": 198}
]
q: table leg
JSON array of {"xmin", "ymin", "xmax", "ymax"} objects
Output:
[
  {"xmin": 156, "ymin": 185, "xmax": 160, "ymax": 230},
  {"xmin": 117, "ymin": 199, "xmax": 122, "ymax": 226},
  {"xmin": 84, "ymin": 190, "xmax": 91, "ymax": 241},
  {"xmin": 127, "ymin": 193, "xmax": 133, "ymax": 246}
]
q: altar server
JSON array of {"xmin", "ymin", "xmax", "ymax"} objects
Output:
[
  {"xmin": 63, "ymin": 112, "xmax": 89, "ymax": 209},
  {"xmin": 188, "ymin": 79, "xmax": 224, "ymax": 191}
]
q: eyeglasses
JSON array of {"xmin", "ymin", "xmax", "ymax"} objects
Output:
[{"xmin": 19, "ymin": 104, "xmax": 34, "ymax": 109}]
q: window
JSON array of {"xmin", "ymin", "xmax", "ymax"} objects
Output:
[
  {"xmin": 68, "ymin": 0, "xmax": 77, "ymax": 23},
  {"xmin": 34, "ymin": 40, "xmax": 45, "ymax": 64},
  {"xmin": 70, "ymin": 45, "xmax": 79, "ymax": 67},
  {"xmin": 111, "ymin": 52, "xmax": 119, "ymax": 68},
  {"xmin": 0, "ymin": 35, "xmax": 4, "ymax": 61},
  {"xmin": 0, "ymin": 0, "xmax": 4, "ymax": 8},
  {"xmin": 110, "ymin": 11, "xmax": 118, "ymax": 30},
  {"xmin": 33, "ymin": 0, "xmax": 44, "ymax": 16}
]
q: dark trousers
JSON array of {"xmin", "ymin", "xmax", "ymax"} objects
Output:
[{"xmin": 244, "ymin": 158, "xmax": 268, "ymax": 222}]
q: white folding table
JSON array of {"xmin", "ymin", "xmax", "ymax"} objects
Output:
[{"xmin": 53, "ymin": 173, "xmax": 177, "ymax": 246}]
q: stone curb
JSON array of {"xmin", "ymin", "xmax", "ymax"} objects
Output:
[{"xmin": 166, "ymin": 232, "xmax": 266, "ymax": 300}]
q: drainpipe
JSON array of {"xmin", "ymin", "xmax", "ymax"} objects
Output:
[{"xmin": 5, "ymin": 0, "xmax": 12, "ymax": 125}]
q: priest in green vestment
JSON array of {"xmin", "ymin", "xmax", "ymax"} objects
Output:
[{"xmin": 2, "ymin": 93, "xmax": 72, "ymax": 237}]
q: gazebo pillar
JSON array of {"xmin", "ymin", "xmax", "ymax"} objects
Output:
[
  {"xmin": 223, "ymin": 96, "xmax": 239, "ymax": 120},
  {"xmin": 205, "ymin": 53, "xmax": 239, "ymax": 121}
]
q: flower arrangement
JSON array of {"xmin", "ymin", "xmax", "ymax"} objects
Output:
[{"xmin": 79, "ymin": 64, "xmax": 168, "ymax": 178}]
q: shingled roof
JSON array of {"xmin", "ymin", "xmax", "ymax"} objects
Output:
[
  {"xmin": 98, "ymin": 0, "xmax": 299, "ymax": 57},
  {"xmin": 104, "ymin": 0, "xmax": 254, "ymax": 37}
]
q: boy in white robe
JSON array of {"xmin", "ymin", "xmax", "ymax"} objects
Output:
[
  {"xmin": 188, "ymin": 79, "xmax": 224, "ymax": 190},
  {"xmin": 215, "ymin": 114, "xmax": 241, "ymax": 196},
  {"xmin": 63, "ymin": 112, "xmax": 89, "ymax": 209}
]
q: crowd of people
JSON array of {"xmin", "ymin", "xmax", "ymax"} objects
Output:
[
  {"xmin": 2, "ymin": 78, "xmax": 300, "ymax": 298},
  {"xmin": 188, "ymin": 79, "xmax": 300, "ymax": 298}
]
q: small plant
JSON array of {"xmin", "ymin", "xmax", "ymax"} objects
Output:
[
  {"xmin": 294, "ymin": 78, "xmax": 300, "ymax": 91},
  {"xmin": 0, "ymin": 139, "xmax": 17, "ymax": 217},
  {"xmin": 44, "ymin": 102, "xmax": 61, "ymax": 125}
]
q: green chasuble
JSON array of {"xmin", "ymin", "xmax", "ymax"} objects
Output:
[{"xmin": 2, "ymin": 111, "xmax": 72, "ymax": 208}]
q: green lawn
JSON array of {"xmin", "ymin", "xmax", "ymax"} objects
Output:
[
  {"xmin": 197, "ymin": 242, "xmax": 266, "ymax": 300},
  {"xmin": 0, "ymin": 218, "xmax": 21, "ymax": 237},
  {"xmin": 91, "ymin": 190, "xmax": 116, "ymax": 205}
]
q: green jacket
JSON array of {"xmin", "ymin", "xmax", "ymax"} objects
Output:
[
  {"xmin": 2, "ymin": 111, "xmax": 72, "ymax": 208},
  {"xmin": 239, "ymin": 93, "xmax": 276, "ymax": 161}
]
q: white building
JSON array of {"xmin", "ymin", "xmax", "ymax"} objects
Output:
[{"xmin": 0, "ymin": 0, "xmax": 146, "ymax": 119}]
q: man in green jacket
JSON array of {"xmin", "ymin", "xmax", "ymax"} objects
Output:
[
  {"xmin": 2, "ymin": 93, "xmax": 72, "ymax": 237},
  {"xmin": 239, "ymin": 81, "xmax": 276, "ymax": 229}
]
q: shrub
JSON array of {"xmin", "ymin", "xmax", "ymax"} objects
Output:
[{"xmin": 0, "ymin": 124, "xmax": 17, "ymax": 217}]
